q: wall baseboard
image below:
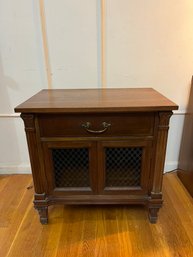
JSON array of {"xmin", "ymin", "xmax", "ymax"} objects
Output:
[
  {"xmin": 0, "ymin": 164, "xmax": 31, "ymax": 174},
  {"xmin": 0, "ymin": 162, "xmax": 178, "ymax": 175},
  {"xmin": 164, "ymin": 161, "xmax": 178, "ymax": 173}
]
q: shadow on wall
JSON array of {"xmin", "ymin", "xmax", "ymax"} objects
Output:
[{"xmin": 0, "ymin": 53, "xmax": 22, "ymax": 172}]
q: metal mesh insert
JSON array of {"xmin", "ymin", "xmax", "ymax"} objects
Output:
[
  {"xmin": 52, "ymin": 148, "xmax": 90, "ymax": 187},
  {"xmin": 105, "ymin": 147, "xmax": 142, "ymax": 187}
]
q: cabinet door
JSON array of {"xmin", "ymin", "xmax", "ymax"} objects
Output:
[
  {"xmin": 98, "ymin": 140, "xmax": 152, "ymax": 194},
  {"xmin": 42, "ymin": 141, "xmax": 97, "ymax": 195}
]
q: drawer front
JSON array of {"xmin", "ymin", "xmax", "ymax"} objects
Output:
[{"xmin": 38, "ymin": 113, "xmax": 155, "ymax": 137}]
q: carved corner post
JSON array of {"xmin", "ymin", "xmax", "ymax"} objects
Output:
[
  {"xmin": 148, "ymin": 111, "xmax": 173, "ymax": 223},
  {"xmin": 21, "ymin": 114, "xmax": 48, "ymax": 224}
]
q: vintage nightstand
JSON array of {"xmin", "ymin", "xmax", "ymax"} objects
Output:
[{"xmin": 15, "ymin": 88, "xmax": 178, "ymax": 224}]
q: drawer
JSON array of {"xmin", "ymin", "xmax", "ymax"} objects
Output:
[{"xmin": 38, "ymin": 113, "xmax": 155, "ymax": 137}]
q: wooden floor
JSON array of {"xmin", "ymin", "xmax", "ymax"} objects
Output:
[{"xmin": 0, "ymin": 173, "xmax": 193, "ymax": 257}]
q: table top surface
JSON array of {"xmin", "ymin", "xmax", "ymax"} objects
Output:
[{"xmin": 15, "ymin": 88, "xmax": 178, "ymax": 113}]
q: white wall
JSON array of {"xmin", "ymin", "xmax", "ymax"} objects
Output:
[
  {"xmin": 105, "ymin": 0, "xmax": 193, "ymax": 171},
  {"xmin": 0, "ymin": 0, "xmax": 193, "ymax": 173},
  {"xmin": 0, "ymin": 0, "xmax": 46, "ymax": 173},
  {"xmin": 44, "ymin": 0, "xmax": 99, "ymax": 88}
]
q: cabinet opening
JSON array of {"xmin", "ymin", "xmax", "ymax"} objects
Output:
[
  {"xmin": 52, "ymin": 148, "xmax": 90, "ymax": 188},
  {"xmin": 105, "ymin": 147, "xmax": 142, "ymax": 187}
]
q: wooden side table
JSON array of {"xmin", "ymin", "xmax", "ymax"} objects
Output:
[{"xmin": 15, "ymin": 88, "xmax": 178, "ymax": 224}]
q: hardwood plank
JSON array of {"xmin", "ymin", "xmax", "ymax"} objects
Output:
[
  {"xmin": 92, "ymin": 207, "xmax": 108, "ymax": 257},
  {"xmin": 125, "ymin": 207, "xmax": 158, "ymax": 257},
  {"xmin": 0, "ymin": 175, "xmax": 13, "ymax": 194},
  {"xmin": 0, "ymin": 175, "xmax": 32, "ymax": 227},
  {"xmin": 79, "ymin": 206, "xmax": 99, "ymax": 257},
  {"xmin": 157, "ymin": 173, "xmax": 193, "ymax": 257},
  {"xmin": 101, "ymin": 207, "xmax": 122, "ymax": 257},
  {"xmin": 0, "ymin": 175, "xmax": 33, "ymax": 256},
  {"xmin": 33, "ymin": 206, "xmax": 64, "ymax": 257},
  {"xmin": 55, "ymin": 206, "xmax": 87, "ymax": 257},
  {"xmin": 6, "ymin": 205, "xmax": 43, "ymax": 257},
  {"xmin": 1, "ymin": 174, "xmax": 193, "ymax": 257},
  {"xmin": 163, "ymin": 173, "xmax": 193, "ymax": 247},
  {"xmin": 166, "ymin": 173, "xmax": 193, "ymax": 221}
]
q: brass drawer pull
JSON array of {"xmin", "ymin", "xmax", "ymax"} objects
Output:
[{"xmin": 82, "ymin": 122, "xmax": 111, "ymax": 134}]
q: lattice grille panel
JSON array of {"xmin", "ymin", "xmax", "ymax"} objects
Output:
[
  {"xmin": 52, "ymin": 148, "xmax": 90, "ymax": 187},
  {"xmin": 105, "ymin": 147, "xmax": 142, "ymax": 187}
]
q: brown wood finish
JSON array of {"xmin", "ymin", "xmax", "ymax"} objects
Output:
[
  {"xmin": 15, "ymin": 88, "xmax": 178, "ymax": 113},
  {"xmin": 148, "ymin": 111, "xmax": 173, "ymax": 222},
  {"xmin": 38, "ymin": 112, "xmax": 155, "ymax": 137},
  {"xmin": 15, "ymin": 88, "xmax": 178, "ymax": 224},
  {"xmin": 1, "ymin": 173, "xmax": 193, "ymax": 257},
  {"xmin": 177, "ymin": 76, "xmax": 193, "ymax": 197}
]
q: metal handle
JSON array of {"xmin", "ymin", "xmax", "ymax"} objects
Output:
[{"xmin": 82, "ymin": 122, "xmax": 111, "ymax": 134}]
